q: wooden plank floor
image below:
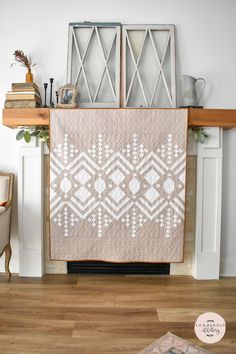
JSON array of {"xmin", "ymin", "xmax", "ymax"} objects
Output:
[{"xmin": 0, "ymin": 274, "xmax": 236, "ymax": 353}]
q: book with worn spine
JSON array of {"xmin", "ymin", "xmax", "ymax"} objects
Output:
[
  {"xmin": 11, "ymin": 87, "xmax": 40, "ymax": 96},
  {"xmin": 5, "ymin": 100, "xmax": 41, "ymax": 108},
  {"xmin": 6, "ymin": 92, "xmax": 41, "ymax": 102},
  {"xmin": 12, "ymin": 82, "xmax": 39, "ymax": 90}
]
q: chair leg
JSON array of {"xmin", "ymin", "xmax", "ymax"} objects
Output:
[{"xmin": 4, "ymin": 244, "xmax": 12, "ymax": 280}]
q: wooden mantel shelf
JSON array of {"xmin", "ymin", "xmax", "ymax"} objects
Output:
[
  {"xmin": 2, "ymin": 108, "xmax": 50, "ymax": 128},
  {"xmin": 2, "ymin": 107, "xmax": 236, "ymax": 129}
]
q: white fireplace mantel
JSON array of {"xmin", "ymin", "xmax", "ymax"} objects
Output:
[{"xmin": 17, "ymin": 127, "xmax": 223, "ymax": 279}]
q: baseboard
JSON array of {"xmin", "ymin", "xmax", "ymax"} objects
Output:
[{"xmin": 220, "ymin": 259, "xmax": 236, "ymax": 276}]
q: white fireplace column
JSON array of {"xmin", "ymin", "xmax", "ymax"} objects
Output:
[
  {"xmin": 194, "ymin": 127, "xmax": 223, "ymax": 279},
  {"xmin": 18, "ymin": 138, "xmax": 45, "ymax": 277}
]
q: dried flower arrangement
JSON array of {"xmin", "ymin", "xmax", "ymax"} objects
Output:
[{"xmin": 11, "ymin": 50, "xmax": 36, "ymax": 82}]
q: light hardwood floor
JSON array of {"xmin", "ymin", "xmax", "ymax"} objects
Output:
[{"xmin": 0, "ymin": 274, "xmax": 235, "ymax": 354}]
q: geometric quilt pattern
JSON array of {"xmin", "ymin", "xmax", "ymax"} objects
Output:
[{"xmin": 50, "ymin": 109, "xmax": 188, "ymax": 262}]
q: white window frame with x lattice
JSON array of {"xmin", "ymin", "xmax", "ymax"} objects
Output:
[
  {"xmin": 122, "ymin": 25, "xmax": 176, "ymax": 108},
  {"xmin": 67, "ymin": 22, "xmax": 121, "ymax": 108}
]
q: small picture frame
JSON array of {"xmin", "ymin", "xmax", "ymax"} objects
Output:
[{"xmin": 57, "ymin": 84, "xmax": 78, "ymax": 108}]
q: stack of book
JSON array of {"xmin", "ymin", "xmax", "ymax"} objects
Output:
[{"xmin": 5, "ymin": 82, "xmax": 42, "ymax": 108}]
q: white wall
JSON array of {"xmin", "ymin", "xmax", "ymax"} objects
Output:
[{"xmin": 0, "ymin": 0, "xmax": 236, "ymax": 274}]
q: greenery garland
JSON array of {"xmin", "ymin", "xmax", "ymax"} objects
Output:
[{"xmin": 15, "ymin": 126, "xmax": 209, "ymax": 146}]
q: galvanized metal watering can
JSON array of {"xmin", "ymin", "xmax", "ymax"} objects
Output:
[{"xmin": 182, "ymin": 75, "xmax": 206, "ymax": 107}]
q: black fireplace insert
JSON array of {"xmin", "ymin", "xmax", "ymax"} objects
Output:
[{"xmin": 67, "ymin": 261, "xmax": 170, "ymax": 275}]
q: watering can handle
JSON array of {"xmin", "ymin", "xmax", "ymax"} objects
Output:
[{"xmin": 196, "ymin": 78, "xmax": 206, "ymax": 105}]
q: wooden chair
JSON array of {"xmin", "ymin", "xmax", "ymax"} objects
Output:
[{"xmin": 0, "ymin": 173, "xmax": 14, "ymax": 279}]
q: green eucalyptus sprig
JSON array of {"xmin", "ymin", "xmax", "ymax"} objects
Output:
[
  {"xmin": 190, "ymin": 127, "xmax": 209, "ymax": 144},
  {"xmin": 16, "ymin": 126, "xmax": 49, "ymax": 145}
]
